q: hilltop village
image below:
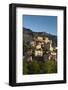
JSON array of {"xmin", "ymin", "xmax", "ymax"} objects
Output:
[{"xmin": 24, "ymin": 36, "xmax": 57, "ymax": 62}]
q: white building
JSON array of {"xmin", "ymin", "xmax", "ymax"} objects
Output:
[{"xmin": 35, "ymin": 49, "xmax": 43, "ymax": 56}]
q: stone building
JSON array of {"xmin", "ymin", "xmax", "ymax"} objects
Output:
[
  {"xmin": 29, "ymin": 36, "xmax": 57, "ymax": 61},
  {"xmin": 30, "ymin": 41, "xmax": 36, "ymax": 47}
]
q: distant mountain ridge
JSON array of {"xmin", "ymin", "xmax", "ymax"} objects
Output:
[{"xmin": 23, "ymin": 27, "xmax": 57, "ymax": 47}]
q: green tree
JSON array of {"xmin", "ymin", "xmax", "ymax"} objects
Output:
[
  {"xmin": 38, "ymin": 61, "xmax": 45, "ymax": 74},
  {"xmin": 43, "ymin": 60, "xmax": 57, "ymax": 73},
  {"xmin": 23, "ymin": 61, "xmax": 29, "ymax": 74},
  {"xmin": 27, "ymin": 60, "xmax": 40, "ymax": 74}
]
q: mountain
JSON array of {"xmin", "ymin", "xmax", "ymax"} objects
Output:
[{"xmin": 23, "ymin": 27, "xmax": 57, "ymax": 47}]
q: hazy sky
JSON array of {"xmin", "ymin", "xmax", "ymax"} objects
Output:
[{"xmin": 23, "ymin": 15, "xmax": 57, "ymax": 35}]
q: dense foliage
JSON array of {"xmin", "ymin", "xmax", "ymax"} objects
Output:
[{"xmin": 23, "ymin": 59, "xmax": 57, "ymax": 75}]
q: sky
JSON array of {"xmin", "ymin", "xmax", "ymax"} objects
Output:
[{"xmin": 23, "ymin": 15, "xmax": 57, "ymax": 35}]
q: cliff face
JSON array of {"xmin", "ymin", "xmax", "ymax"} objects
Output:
[{"xmin": 23, "ymin": 27, "xmax": 57, "ymax": 47}]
